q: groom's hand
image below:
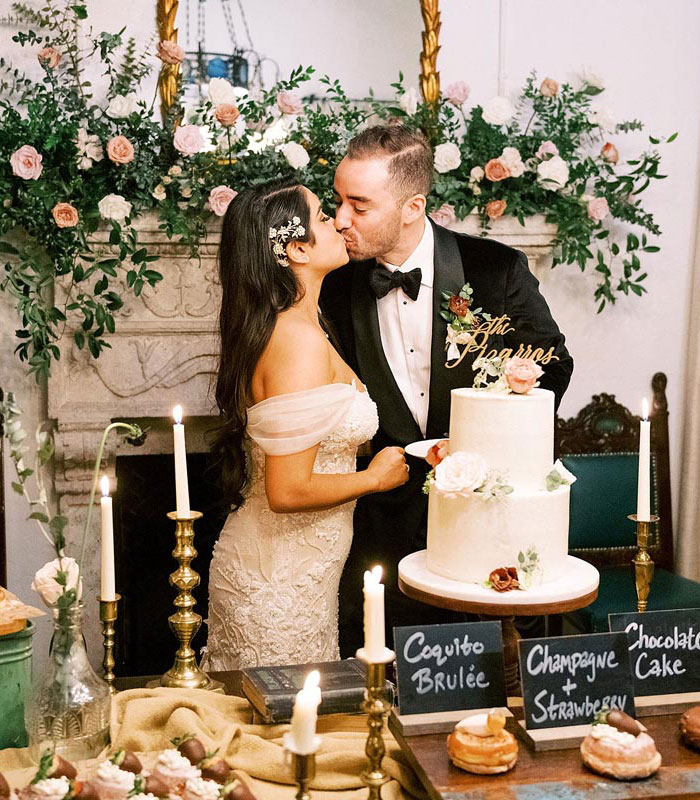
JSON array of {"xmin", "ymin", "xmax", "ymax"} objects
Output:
[{"xmin": 367, "ymin": 447, "xmax": 410, "ymax": 492}]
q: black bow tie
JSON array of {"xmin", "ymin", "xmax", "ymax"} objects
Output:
[{"xmin": 368, "ymin": 265, "xmax": 422, "ymax": 302}]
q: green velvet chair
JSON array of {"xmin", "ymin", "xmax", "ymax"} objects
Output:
[{"xmin": 554, "ymin": 373, "xmax": 700, "ymax": 633}]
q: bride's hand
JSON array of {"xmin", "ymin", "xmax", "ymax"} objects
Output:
[{"xmin": 368, "ymin": 447, "xmax": 409, "ymax": 492}]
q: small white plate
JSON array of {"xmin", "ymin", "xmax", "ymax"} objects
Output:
[{"xmin": 404, "ymin": 438, "xmax": 441, "ymax": 459}]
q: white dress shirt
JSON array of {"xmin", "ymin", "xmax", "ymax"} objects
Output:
[{"xmin": 376, "ymin": 218, "xmax": 434, "ymax": 437}]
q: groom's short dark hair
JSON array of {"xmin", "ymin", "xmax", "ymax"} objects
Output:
[{"xmin": 347, "ymin": 124, "xmax": 433, "ymax": 202}]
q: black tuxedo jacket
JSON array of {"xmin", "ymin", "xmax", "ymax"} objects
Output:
[{"xmin": 320, "ymin": 221, "xmax": 573, "ymax": 646}]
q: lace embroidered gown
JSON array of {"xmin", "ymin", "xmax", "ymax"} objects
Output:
[{"xmin": 203, "ymin": 383, "xmax": 378, "ymax": 670}]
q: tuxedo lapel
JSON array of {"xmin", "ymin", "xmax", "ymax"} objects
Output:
[
  {"xmin": 426, "ymin": 222, "xmax": 467, "ymax": 439},
  {"xmin": 351, "ymin": 260, "xmax": 422, "ymax": 445}
]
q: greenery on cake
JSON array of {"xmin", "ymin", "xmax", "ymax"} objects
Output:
[
  {"xmin": 546, "ymin": 459, "xmax": 578, "ymax": 491},
  {"xmin": 482, "ymin": 547, "xmax": 541, "ymax": 591},
  {"xmin": 473, "ymin": 354, "xmax": 544, "ymax": 394},
  {"xmin": 517, "ymin": 547, "xmax": 542, "ymax": 589}
]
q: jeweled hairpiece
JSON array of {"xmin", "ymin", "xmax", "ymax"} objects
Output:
[{"xmin": 268, "ymin": 216, "xmax": 306, "ymax": 267}]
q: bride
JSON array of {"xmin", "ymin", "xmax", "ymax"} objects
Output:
[{"xmin": 203, "ymin": 178, "xmax": 408, "ymax": 670}]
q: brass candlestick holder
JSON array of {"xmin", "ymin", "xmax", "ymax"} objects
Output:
[
  {"xmin": 629, "ymin": 513, "xmax": 659, "ymax": 613},
  {"xmin": 356, "ymin": 647, "xmax": 395, "ymax": 800},
  {"xmin": 158, "ymin": 511, "xmax": 220, "ymax": 690},
  {"xmin": 99, "ymin": 593, "xmax": 120, "ymax": 694},
  {"xmin": 283, "ymin": 733, "xmax": 320, "ymax": 800}
]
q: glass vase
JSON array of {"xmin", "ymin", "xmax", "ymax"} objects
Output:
[{"xmin": 25, "ymin": 603, "xmax": 110, "ymax": 761}]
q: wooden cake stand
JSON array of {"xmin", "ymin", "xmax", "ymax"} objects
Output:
[{"xmin": 398, "ymin": 551, "xmax": 599, "ymax": 694}]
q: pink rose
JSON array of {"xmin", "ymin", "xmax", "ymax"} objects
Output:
[
  {"xmin": 51, "ymin": 202, "xmax": 79, "ymax": 228},
  {"xmin": 106, "ymin": 135, "xmax": 135, "ymax": 165},
  {"xmin": 484, "ymin": 158, "xmax": 511, "ymax": 182},
  {"xmin": 173, "ymin": 124, "xmax": 204, "ymax": 156},
  {"xmin": 10, "ymin": 145, "xmax": 43, "ymax": 180},
  {"xmin": 504, "ymin": 357, "xmax": 543, "ymax": 394},
  {"xmin": 601, "ymin": 142, "xmax": 619, "ymax": 165},
  {"xmin": 429, "ymin": 203, "xmax": 456, "ymax": 227},
  {"xmin": 214, "ymin": 104, "xmax": 240, "ymax": 127},
  {"xmin": 156, "ymin": 40, "xmax": 185, "ymax": 65},
  {"xmin": 444, "ymin": 81, "xmax": 470, "ymax": 107},
  {"xmin": 587, "ymin": 196, "xmax": 609, "ymax": 222},
  {"xmin": 37, "ymin": 47, "xmax": 61, "ymax": 69},
  {"xmin": 540, "ymin": 77, "xmax": 559, "ymax": 97},
  {"xmin": 536, "ymin": 140, "xmax": 559, "ymax": 159},
  {"xmin": 485, "ymin": 199, "xmax": 507, "ymax": 219},
  {"xmin": 276, "ymin": 90, "xmax": 303, "ymax": 115},
  {"xmin": 208, "ymin": 185, "xmax": 237, "ymax": 217}
]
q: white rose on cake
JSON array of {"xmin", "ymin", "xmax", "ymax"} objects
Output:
[{"xmin": 434, "ymin": 452, "xmax": 488, "ymax": 496}]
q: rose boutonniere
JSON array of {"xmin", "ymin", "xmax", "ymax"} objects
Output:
[{"xmin": 441, "ymin": 283, "xmax": 492, "ymax": 363}]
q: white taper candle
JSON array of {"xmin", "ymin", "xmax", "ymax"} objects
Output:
[
  {"xmin": 100, "ymin": 475, "xmax": 116, "ymax": 601},
  {"xmin": 636, "ymin": 398, "xmax": 651, "ymax": 522},
  {"xmin": 172, "ymin": 405, "xmax": 190, "ymax": 518}
]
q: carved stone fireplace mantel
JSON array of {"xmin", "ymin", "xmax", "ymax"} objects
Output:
[{"xmin": 47, "ymin": 210, "xmax": 557, "ymax": 659}]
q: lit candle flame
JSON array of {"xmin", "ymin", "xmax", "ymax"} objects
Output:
[
  {"xmin": 100, "ymin": 475, "xmax": 110, "ymax": 497},
  {"xmin": 304, "ymin": 670, "xmax": 320, "ymax": 691},
  {"xmin": 173, "ymin": 405, "xmax": 183, "ymax": 425},
  {"xmin": 642, "ymin": 398, "xmax": 649, "ymax": 421},
  {"xmin": 371, "ymin": 564, "xmax": 383, "ymax": 583}
]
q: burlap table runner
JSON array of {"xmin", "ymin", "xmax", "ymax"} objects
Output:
[{"xmin": 0, "ymin": 688, "xmax": 425, "ymax": 799}]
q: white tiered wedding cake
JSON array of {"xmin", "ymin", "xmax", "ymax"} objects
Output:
[{"xmin": 425, "ymin": 386, "xmax": 573, "ymax": 590}]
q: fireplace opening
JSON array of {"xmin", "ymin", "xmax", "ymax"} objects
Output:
[{"xmin": 114, "ymin": 452, "xmax": 228, "ymax": 677}]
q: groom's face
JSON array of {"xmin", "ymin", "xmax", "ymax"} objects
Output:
[{"xmin": 333, "ymin": 156, "xmax": 403, "ymax": 261}]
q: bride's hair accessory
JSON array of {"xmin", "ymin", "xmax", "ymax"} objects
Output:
[{"xmin": 268, "ymin": 216, "xmax": 306, "ymax": 267}]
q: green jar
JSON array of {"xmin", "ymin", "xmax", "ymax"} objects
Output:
[{"xmin": 0, "ymin": 621, "xmax": 34, "ymax": 748}]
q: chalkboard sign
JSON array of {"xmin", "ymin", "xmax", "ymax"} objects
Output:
[
  {"xmin": 393, "ymin": 622, "xmax": 506, "ymax": 716},
  {"xmin": 609, "ymin": 607, "xmax": 700, "ymax": 696},
  {"xmin": 519, "ymin": 632, "xmax": 635, "ymax": 730}
]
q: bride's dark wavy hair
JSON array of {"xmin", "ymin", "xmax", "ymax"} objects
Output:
[{"xmin": 212, "ymin": 178, "xmax": 315, "ymax": 507}]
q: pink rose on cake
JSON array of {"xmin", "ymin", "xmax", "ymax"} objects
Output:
[
  {"xmin": 434, "ymin": 452, "xmax": 487, "ymax": 496},
  {"xmin": 504, "ymin": 357, "xmax": 543, "ymax": 394}
]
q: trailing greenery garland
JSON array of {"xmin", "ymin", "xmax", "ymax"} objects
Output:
[{"xmin": 0, "ymin": 1, "xmax": 673, "ymax": 380}]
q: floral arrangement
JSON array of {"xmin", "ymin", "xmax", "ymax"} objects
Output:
[
  {"xmin": 422, "ymin": 450, "xmax": 513, "ymax": 500},
  {"xmin": 472, "ymin": 354, "xmax": 544, "ymax": 394},
  {"xmin": 485, "ymin": 547, "xmax": 541, "ymax": 592},
  {"xmin": 0, "ymin": 3, "xmax": 672, "ymax": 378},
  {"xmin": 441, "ymin": 282, "xmax": 492, "ymax": 362}
]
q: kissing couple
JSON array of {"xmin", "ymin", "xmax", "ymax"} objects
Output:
[{"xmin": 202, "ymin": 124, "xmax": 573, "ymax": 670}]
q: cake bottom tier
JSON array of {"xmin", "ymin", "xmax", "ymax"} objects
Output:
[{"xmin": 427, "ymin": 484, "xmax": 570, "ymax": 586}]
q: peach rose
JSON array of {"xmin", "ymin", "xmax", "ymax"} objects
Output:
[
  {"xmin": 173, "ymin": 124, "xmax": 204, "ymax": 157},
  {"xmin": 51, "ymin": 202, "xmax": 79, "ymax": 228},
  {"xmin": 214, "ymin": 103, "xmax": 240, "ymax": 127},
  {"xmin": 587, "ymin": 196, "xmax": 609, "ymax": 221},
  {"xmin": 485, "ymin": 199, "xmax": 507, "ymax": 219},
  {"xmin": 601, "ymin": 142, "xmax": 619, "ymax": 165},
  {"xmin": 484, "ymin": 158, "xmax": 511, "ymax": 182},
  {"xmin": 276, "ymin": 90, "xmax": 303, "ymax": 115},
  {"xmin": 10, "ymin": 145, "xmax": 43, "ymax": 180},
  {"xmin": 426, "ymin": 439, "xmax": 449, "ymax": 468},
  {"xmin": 208, "ymin": 185, "xmax": 237, "ymax": 217},
  {"xmin": 429, "ymin": 203, "xmax": 456, "ymax": 227},
  {"xmin": 106, "ymin": 135, "xmax": 135, "ymax": 165},
  {"xmin": 504, "ymin": 357, "xmax": 543, "ymax": 394},
  {"xmin": 540, "ymin": 77, "xmax": 559, "ymax": 97},
  {"xmin": 156, "ymin": 40, "xmax": 185, "ymax": 65},
  {"xmin": 37, "ymin": 47, "xmax": 61, "ymax": 69}
]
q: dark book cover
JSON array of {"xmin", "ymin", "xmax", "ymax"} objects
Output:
[{"xmin": 242, "ymin": 658, "xmax": 374, "ymax": 722}]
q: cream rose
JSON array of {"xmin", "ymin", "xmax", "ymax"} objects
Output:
[
  {"xmin": 500, "ymin": 146, "xmax": 524, "ymax": 178},
  {"xmin": 444, "ymin": 81, "xmax": 470, "ymax": 107},
  {"xmin": 399, "ymin": 86, "xmax": 419, "ymax": 116},
  {"xmin": 173, "ymin": 125, "xmax": 204, "ymax": 157},
  {"xmin": 481, "ymin": 96, "xmax": 514, "ymax": 126},
  {"xmin": 536, "ymin": 140, "xmax": 559, "ymax": 159},
  {"xmin": 10, "ymin": 145, "xmax": 43, "ymax": 180},
  {"xmin": 469, "ymin": 165, "xmax": 484, "ymax": 182},
  {"xmin": 208, "ymin": 186, "xmax": 237, "ymax": 216},
  {"xmin": 106, "ymin": 135, "xmax": 135, "ymax": 165},
  {"xmin": 504, "ymin": 357, "xmax": 543, "ymax": 394},
  {"xmin": 214, "ymin": 103, "xmax": 240, "ymax": 127},
  {"xmin": 434, "ymin": 142, "xmax": 461, "ymax": 173},
  {"xmin": 76, "ymin": 128, "xmax": 103, "ymax": 168},
  {"xmin": 434, "ymin": 452, "xmax": 488, "ymax": 496},
  {"xmin": 484, "ymin": 158, "xmax": 511, "ymax": 182},
  {"xmin": 539, "ymin": 77, "xmax": 559, "ymax": 97},
  {"xmin": 207, "ymin": 77, "xmax": 237, "ymax": 106},
  {"xmin": 280, "ymin": 141, "xmax": 310, "ymax": 169},
  {"xmin": 588, "ymin": 107, "xmax": 616, "ymax": 133},
  {"xmin": 587, "ymin": 196, "xmax": 610, "ymax": 221},
  {"xmin": 98, "ymin": 193, "xmax": 132, "ymax": 221},
  {"xmin": 106, "ymin": 93, "xmax": 138, "ymax": 119},
  {"xmin": 486, "ymin": 199, "xmax": 507, "ymax": 219},
  {"xmin": 37, "ymin": 47, "xmax": 61, "ymax": 69},
  {"xmin": 152, "ymin": 184, "xmax": 167, "ymax": 201},
  {"xmin": 156, "ymin": 40, "xmax": 185, "ymax": 65},
  {"xmin": 536, "ymin": 155, "xmax": 569, "ymax": 191},
  {"xmin": 580, "ymin": 66, "xmax": 604, "ymax": 91},
  {"xmin": 52, "ymin": 202, "xmax": 79, "ymax": 228},
  {"xmin": 429, "ymin": 203, "xmax": 456, "ymax": 227},
  {"xmin": 32, "ymin": 557, "xmax": 82, "ymax": 607},
  {"xmin": 276, "ymin": 90, "xmax": 304, "ymax": 115}
]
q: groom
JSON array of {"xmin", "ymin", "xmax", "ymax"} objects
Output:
[{"xmin": 320, "ymin": 125, "xmax": 573, "ymax": 655}]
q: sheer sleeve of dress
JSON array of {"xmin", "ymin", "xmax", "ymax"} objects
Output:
[{"xmin": 246, "ymin": 383, "xmax": 356, "ymax": 455}]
